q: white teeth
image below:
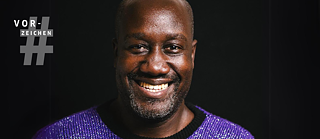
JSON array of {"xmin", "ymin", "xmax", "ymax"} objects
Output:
[{"xmin": 139, "ymin": 82, "xmax": 169, "ymax": 92}]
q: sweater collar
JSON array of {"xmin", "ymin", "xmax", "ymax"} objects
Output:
[{"xmin": 97, "ymin": 99, "xmax": 206, "ymax": 139}]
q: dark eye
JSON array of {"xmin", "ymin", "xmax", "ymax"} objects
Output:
[
  {"xmin": 129, "ymin": 44, "xmax": 148, "ymax": 54},
  {"xmin": 132, "ymin": 44, "xmax": 145, "ymax": 49},
  {"xmin": 169, "ymin": 45, "xmax": 179, "ymax": 50},
  {"xmin": 164, "ymin": 44, "xmax": 182, "ymax": 54}
]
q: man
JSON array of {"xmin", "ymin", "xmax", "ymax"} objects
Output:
[{"xmin": 34, "ymin": 0, "xmax": 254, "ymax": 138}]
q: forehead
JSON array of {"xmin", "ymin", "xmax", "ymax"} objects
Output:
[{"xmin": 119, "ymin": 0, "xmax": 192, "ymax": 41}]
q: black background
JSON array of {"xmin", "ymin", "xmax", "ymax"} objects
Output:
[{"xmin": 6, "ymin": 0, "xmax": 319, "ymax": 139}]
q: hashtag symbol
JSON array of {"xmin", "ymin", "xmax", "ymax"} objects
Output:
[{"xmin": 20, "ymin": 17, "xmax": 53, "ymax": 65}]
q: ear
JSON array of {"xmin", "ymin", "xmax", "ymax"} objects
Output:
[
  {"xmin": 112, "ymin": 38, "xmax": 118, "ymax": 68},
  {"xmin": 191, "ymin": 39, "xmax": 197, "ymax": 69}
]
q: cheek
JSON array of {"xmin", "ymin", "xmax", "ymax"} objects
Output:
[
  {"xmin": 170, "ymin": 55, "xmax": 193, "ymax": 98},
  {"xmin": 117, "ymin": 52, "xmax": 140, "ymax": 74},
  {"xmin": 171, "ymin": 55, "xmax": 194, "ymax": 80},
  {"xmin": 115, "ymin": 52, "xmax": 140, "ymax": 90}
]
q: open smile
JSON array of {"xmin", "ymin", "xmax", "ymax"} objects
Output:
[
  {"xmin": 133, "ymin": 79, "xmax": 174, "ymax": 99},
  {"xmin": 139, "ymin": 81, "xmax": 169, "ymax": 92}
]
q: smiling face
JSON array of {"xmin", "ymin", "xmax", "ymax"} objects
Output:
[{"xmin": 114, "ymin": 0, "xmax": 197, "ymax": 120}]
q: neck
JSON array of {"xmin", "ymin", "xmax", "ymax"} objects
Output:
[{"xmin": 110, "ymin": 97, "xmax": 194, "ymax": 138}]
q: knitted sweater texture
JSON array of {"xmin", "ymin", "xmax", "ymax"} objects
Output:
[{"xmin": 33, "ymin": 103, "xmax": 254, "ymax": 139}]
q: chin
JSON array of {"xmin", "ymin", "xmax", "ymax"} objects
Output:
[
  {"xmin": 117, "ymin": 73, "xmax": 188, "ymax": 120},
  {"xmin": 129, "ymin": 91, "xmax": 175, "ymax": 120}
]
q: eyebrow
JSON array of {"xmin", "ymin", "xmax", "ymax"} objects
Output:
[
  {"xmin": 166, "ymin": 33, "xmax": 188, "ymax": 42},
  {"xmin": 124, "ymin": 33, "xmax": 145, "ymax": 41},
  {"xmin": 124, "ymin": 33, "xmax": 188, "ymax": 42}
]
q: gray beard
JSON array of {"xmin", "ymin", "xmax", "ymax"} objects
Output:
[
  {"xmin": 118, "ymin": 72, "xmax": 184, "ymax": 121},
  {"xmin": 129, "ymin": 89, "xmax": 177, "ymax": 120}
]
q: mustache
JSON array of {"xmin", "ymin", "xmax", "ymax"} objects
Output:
[{"xmin": 127, "ymin": 72, "xmax": 180, "ymax": 82}]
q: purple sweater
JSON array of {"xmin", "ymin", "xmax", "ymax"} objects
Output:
[{"xmin": 33, "ymin": 103, "xmax": 254, "ymax": 139}]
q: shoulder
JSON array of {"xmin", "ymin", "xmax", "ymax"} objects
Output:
[
  {"xmin": 194, "ymin": 105, "xmax": 254, "ymax": 139},
  {"xmin": 32, "ymin": 106, "xmax": 112, "ymax": 139}
]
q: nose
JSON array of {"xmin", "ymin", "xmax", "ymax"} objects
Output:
[{"xmin": 140, "ymin": 48, "xmax": 170, "ymax": 76}]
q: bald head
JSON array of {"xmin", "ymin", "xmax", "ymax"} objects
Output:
[{"xmin": 115, "ymin": 0, "xmax": 194, "ymax": 39}]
